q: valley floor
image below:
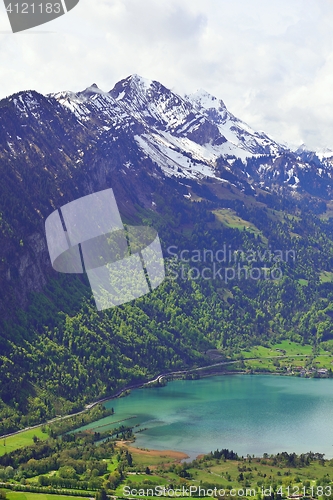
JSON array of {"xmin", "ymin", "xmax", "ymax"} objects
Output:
[{"xmin": 1, "ymin": 341, "xmax": 333, "ymax": 499}]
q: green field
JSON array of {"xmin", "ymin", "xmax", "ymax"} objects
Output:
[
  {"xmin": 320, "ymin": 271, "xmax": 333, "ymax": 283},
  {"xmin": 0, "ymin": 428, "xmax": 48, "ymax": 457},
  {"xmin": 187, "ymin": 456, "xmax": 324, "ymax": 488},
  {"xmin": 237, "ymin": 341, "xmax": 332, "ymax": 374},
  {"xmin": 110, "ymin": 441, "xmax": 333, "ymax": 499},
  {"xmin": 298, "ymin": 278, "xmax": 308, "ymax": 286},
  {"xmin": 273, "ymin": 340, "xmax": 316, "ymax": 355},
  {"xmin": 121, "ymin": 474, "xmax": 168, "ymax": 485},
  {"xmin": 4, "ymin": 493, "xmax": 89, "ymax": 500},
  {"xmin": 243, "ymin": 357, "xmax": 277, "ymax": 371},
  {"xmin": 240, "ymin": 345, "xmax": 275, "ymax": 359},
  {"xmin": 312, "ymin": 355, "xmax": 333, "ymax": 369},
  {"xmin": 213, "ymin": 209, "xmax": 263, "ymax": 237},
  {"xmin": 240, "ymin": 341, "xmax": 317, "ymax": 359}
]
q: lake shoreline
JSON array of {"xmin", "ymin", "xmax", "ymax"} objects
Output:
[
  {"xmin": 103, "ymin": 373, "xmax": 333, "ymax": 461},
  {"xmin": 115, "ymin": 441, "xmax": 190, "ymax": 462},
  {"xmin": 1, "ymin": 362, "xmax": 328, "ymax": 443}
]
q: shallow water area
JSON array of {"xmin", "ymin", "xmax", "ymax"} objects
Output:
[{"xmin": 77, "ymin": 375, "xmax": 333, "ymax": 461}]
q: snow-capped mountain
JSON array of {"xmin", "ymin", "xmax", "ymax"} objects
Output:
[
  {"xmin": 48, "ymin": 74, "xmax": 333, "ymax": 197},
  {"xmin": 186, "ymin": 89, "xmax": 283, "ymax": 156},
  {"xmin": 2, "ymin": 74, "xmax": 333, "ymax": 202},
  {"xmin": 51, "ymin": 75, "xmax": 287, "ymax": 181}
]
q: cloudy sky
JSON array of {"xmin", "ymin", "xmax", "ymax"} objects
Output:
[{"xmin": 0, "ymin": 0, "xmax": 333, "ymax": 150}]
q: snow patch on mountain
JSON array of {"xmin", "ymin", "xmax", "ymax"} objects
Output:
[
  {"xmin": 187, "ymin": 88, "xmax": 283, "ymax": 157},
  {"xmin": 45, "ymin": 75, "xmax": 333, "ymax": 196}
]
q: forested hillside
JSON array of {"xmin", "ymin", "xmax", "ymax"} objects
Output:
[{"xmin": 1, "ymin": 78, "xmax": 333, "ymax": 435}]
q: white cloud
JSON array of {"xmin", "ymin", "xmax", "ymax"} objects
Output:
[{"xmin": 0, "ymin": 0, "xmax": 333, "ymax": 149}]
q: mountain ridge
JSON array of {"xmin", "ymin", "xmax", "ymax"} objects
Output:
[{"xmin": 47, "ymin": 74, "xmax": 333, "ymax": 195}]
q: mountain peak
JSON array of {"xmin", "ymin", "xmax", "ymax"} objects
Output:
[
  {"xmin": 109, "ymin": 74, "xmax": 155, "ymax": 101},
  {"xmin": 78, "ymin": 83, "xmax": 105, "ymax": 98},
  {"xmin": 129, "ymin": 74, "xmax": 153, "ymax": 90},
  {"xmin": 295, "ymin": 143, "xmax": 309, "ymax": 153},
  {"xmin": 187, "ymin": 89, "xmax": 226, "ymax": 112}
]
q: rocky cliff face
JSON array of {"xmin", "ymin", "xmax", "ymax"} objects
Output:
[{"xmin": 0, "ymin": 85, "xmax": 164, "ymax": 313}]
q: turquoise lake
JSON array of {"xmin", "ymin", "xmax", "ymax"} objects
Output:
[{"xmin": 78, "ymin": 375, "xmax": 333, "ymax": 460}]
